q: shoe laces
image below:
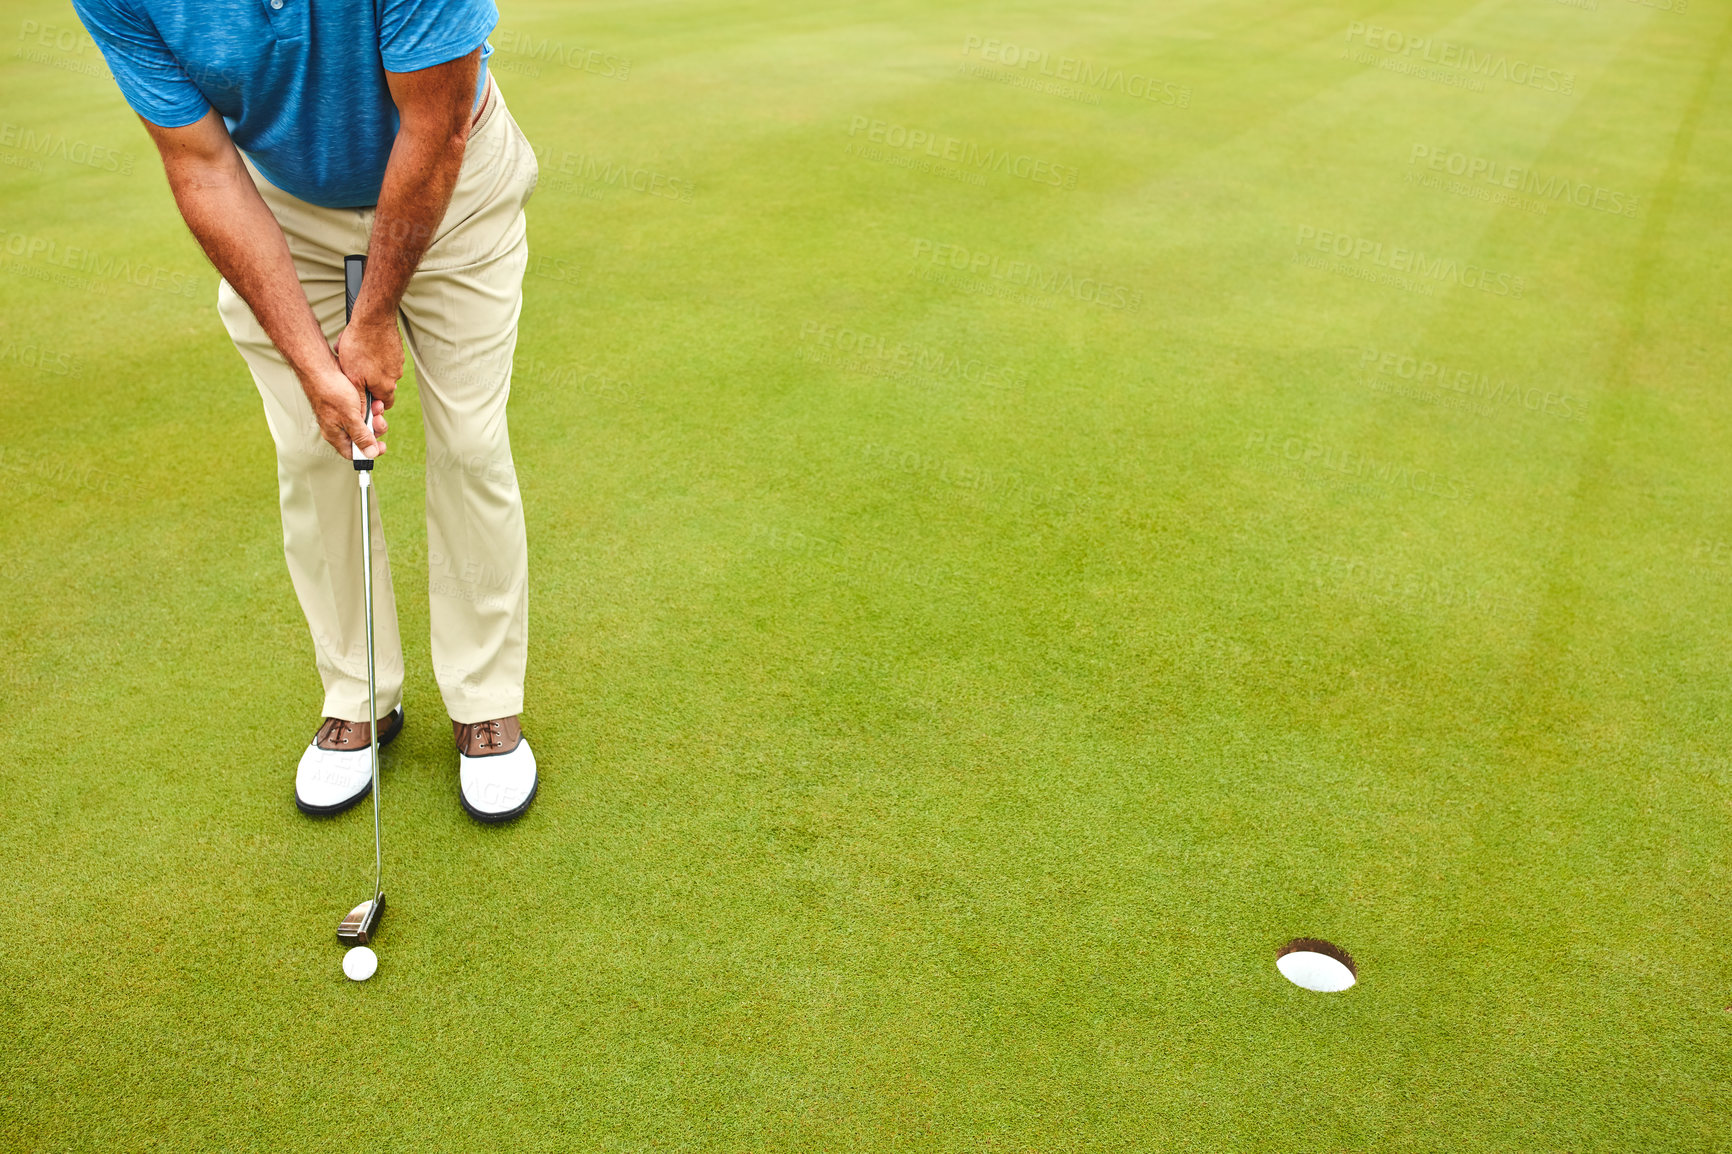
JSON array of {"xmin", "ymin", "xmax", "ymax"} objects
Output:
[{"xmin": 474, "ymin": 719, "xmax": 503, "ymax": 751}]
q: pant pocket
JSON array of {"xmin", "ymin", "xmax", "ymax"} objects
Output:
[{"xmin": 506, "ymin": 115, "xmax": 539, "ymax": 209}]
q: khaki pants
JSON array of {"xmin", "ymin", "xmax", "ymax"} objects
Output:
[{"xmin": 219, "ymin": 79, "xmax": 539, "ymax": 726}]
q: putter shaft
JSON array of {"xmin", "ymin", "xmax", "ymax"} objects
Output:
[
  {"xmin": 337, "ymin": 252, "xmax": 384, "ymax": 948},
  {"xmin": 337, "ymin": 468, "xmax": 385, "ymax": 947},
  {"xmin": 360, "ymin": 469, "xmax": 382, "ymax": 906}
]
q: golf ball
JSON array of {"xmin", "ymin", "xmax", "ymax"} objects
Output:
[{"xmin": 343, "ymin": 945, "xmax": 378, "ymax": 982}]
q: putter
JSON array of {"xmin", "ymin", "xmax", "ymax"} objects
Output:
[{"xmin": 336, "ymin": 252, "xmax": 386, "ymax": 947}]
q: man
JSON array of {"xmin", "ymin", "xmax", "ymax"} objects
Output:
[{"xmin": 72, "ymin": 0, "xmax": 541, "ymax": 822}]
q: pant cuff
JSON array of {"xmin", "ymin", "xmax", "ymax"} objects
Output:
[
  {"xmin": 443, "ymin": 695, "xmax": 526, "ymax": 725},
  {"xmin": 322, "ymin": 690, "xmax": 406, "ymax": 724}
]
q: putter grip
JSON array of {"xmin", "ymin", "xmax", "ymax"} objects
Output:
[{"xmin": 345, "ymin": 255, "xmax": 374, "ymax": 470}]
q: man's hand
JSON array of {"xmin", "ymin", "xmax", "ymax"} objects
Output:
[
  {"xmin": 341, "ymin": 49, "xmax": 481, "ymax": 392},
  {"xmin": 140, "ymin": 108, "xmax": 386, "ymax": 460},
  {"xmin": 336, "ymin": 316, "xmax": 404, "ymax": 413},
  {"xmin": 139, "ymin": 48, "xmax": 479, "ymax": 461},
  {"xmin": 306, "ymin": 365, "xmax": 388, "ymax": 460}
]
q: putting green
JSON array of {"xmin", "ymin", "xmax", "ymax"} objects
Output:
[{"xmin": 4, "ymin": 0, "xmax": 1731, "ymax": 1147}]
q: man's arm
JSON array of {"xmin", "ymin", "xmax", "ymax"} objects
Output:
[
  {"xmin": 337, "ymin": 49, "xmax": 481, "ymax": 404},
  {"xmin": 142, "ymin": 110, "xmax": 385, "ymax": 459}
]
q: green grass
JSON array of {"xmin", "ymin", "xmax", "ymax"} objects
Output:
[{"xmin": 3, "ymin": 0, "xmax": 1732, "ymax": 1148}]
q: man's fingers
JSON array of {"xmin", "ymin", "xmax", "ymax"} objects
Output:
[
  {"xmin": 334, "ymin": 319, "xmax": 404, "ymax": 411},
  {"xmin": 350, "ymin": 414, "xmax": 384, "ymax": 459},
  {"xmin": 347, "ymin": 396, "xmax": 384, "ymax": 459}
]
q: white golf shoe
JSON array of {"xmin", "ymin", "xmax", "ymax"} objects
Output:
[
  {"xmin": 294, "ymin": 708, "xmax": 404, "ymax": 815},
  {"xmin": 454, "ymin": 716, "xmax": 538, "ymax": 823}
]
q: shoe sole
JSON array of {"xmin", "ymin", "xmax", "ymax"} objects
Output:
[
  {"xmin": 459, "ymin": 774, "xmax": 538, "ymax": 824},
  {"xmin": 294, "ymin": 708, "xmax": 406, "ymax": 817}
]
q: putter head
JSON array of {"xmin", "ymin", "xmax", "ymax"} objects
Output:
[{"xmin": 337, "ymin": 892, "xmax": 385, "ymax": 945}]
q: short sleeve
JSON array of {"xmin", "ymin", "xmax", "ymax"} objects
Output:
[
  {"xmin": 69, "ymin": 0, "xmax": 211, "ymax": 128},
  {"xmin": 379, "ymin": 0, "xmax": 498, "ymax": 74}
]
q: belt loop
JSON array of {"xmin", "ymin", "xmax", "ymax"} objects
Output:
[{"xmin": 471, "ymin": 74, "xmax": 499, "ymax": 135}]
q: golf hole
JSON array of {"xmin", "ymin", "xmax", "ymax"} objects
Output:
[{"xmin": 1276, "ymin": 938, "xmax": 1356, "ymax": 992}]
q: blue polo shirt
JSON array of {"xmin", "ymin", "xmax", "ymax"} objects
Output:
[{"xmin": 70, "ymin": 0, "xmax": 497, "ymax": 208}]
